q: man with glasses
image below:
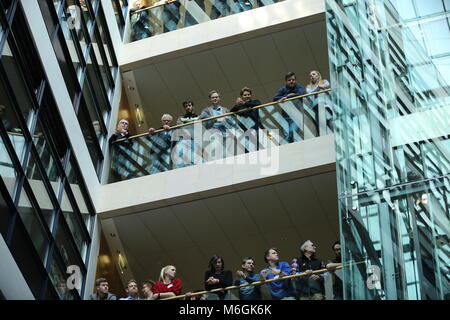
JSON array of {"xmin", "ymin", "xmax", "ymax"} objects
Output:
[{"xmin": 109, "ymin": 118, "xmax": 132, "ymax": 144}]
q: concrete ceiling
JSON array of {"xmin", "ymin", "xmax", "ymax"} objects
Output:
[
  {"xmin": 125, "ymin": 19, "xmax": 329, "ymax": 132},
  {"xmin": 103, "ymin": 170, "xmax": 339, "ymax": 294}
]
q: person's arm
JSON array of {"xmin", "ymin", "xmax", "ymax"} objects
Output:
[
  {"xmin": 280, "ymin": 262, "xmax": 291, "ymax": 277},
  {"xmin": 319, "ymin": 80, "xmax": 330, "ymax": 89},
  {"xmin": 273, "ymin": 87, "xmax": 286, "ymax": 101},
  {"xmin": 172, "ymin": 278, "xmax": 182, "ymax": 296}
]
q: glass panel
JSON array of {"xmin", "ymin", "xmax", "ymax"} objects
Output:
[
  {"xmin": 65, "ymin": 159, "xmax": 91, "ymax": 230},
  {"xmin": 55, "ymin": 218, "xmax": 84, "ymax": 272},
  {"xmin": 81, "ymin": 77, "xmax": 107, "ymax": 145},
  {"xmin": 90, "ymin": 29, "xmax": 113, "ymax": 96},
  {"xmin": 109, "ymin": 92, "xmax": 332, "ymax": 182},
  {"xmin": 24, "ymin": 153, "xmax": 56, "ymax": 228},
  {"xmin": 60, "ymin": 186, "xmax": 88, "ymax": 258},
  {"xmin": 326, "ymin": 0, "xmax": 450, "ymax": 300},
  {"xmin": 48, "ymin": 254, "xmax": 76, "ymax": 300},
  {"xmin": 1, "ymin": 41, "xmax": 34, "ymax": 132},
  {"xmin": 415, "ymin": 0, "xmax": 444, "ymax": 17},
  {"xmin": 17, "ymin": 186, "xmax": 50, "ymax": 264},
  {"xmin": 33, "ymin": 116, "xmax": 61, "ymax": 188},
  {"xmin": 0, "ymin": 133, "xmax": 19, "ymax": 200},
  {"xmin": 422, "ymin": 19, "xmax": 450, "ymax": 57},
  {"xmin": 77, "ymin": 100, "xmax": 102, "ymax": 171}
]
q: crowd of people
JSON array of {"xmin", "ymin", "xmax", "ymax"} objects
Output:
[
  {"xmin": 109, "ymin": 70, "xmax": 330, "ymax": 146},
  {"xmin": 108, "ymin": 71, "xmax": 330, "ymax": 177},
  {"xmin": 88, "ymin": 240, "xmax": 343, "ymax": 300}
]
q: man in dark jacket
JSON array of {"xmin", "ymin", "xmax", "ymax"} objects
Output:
[
  {"xmin": 292, "ymin": 240, "xmax": 326, "ymax": 300},
  {"xmin": 273, "ymin": 72, "xmax": 306, "ymax": 143},
  {"xmin": 89, "ymin": 278, "xmax": 117, "ymax": 300}
]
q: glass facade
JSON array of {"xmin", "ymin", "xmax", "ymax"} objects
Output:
[
  {"xmin": 326, "ymin": 0, "xmax": 450, "ymax": 299},
  {"xmin": 38, "ymin": 0, "xmax": 119, "ymax": 177},
  {"xmin": 0, "ymin": 0, "xmax": 96, "ymax": 299}
]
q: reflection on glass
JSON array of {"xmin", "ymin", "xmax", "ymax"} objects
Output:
[
  {"xmin": 65, "ymin": 160, "xmax": 91, "ymax": 231},
  {"xmin": 17, "ymin": 187, "xmax": 50, "ymax": 264},
  {"xmin": 48, "ymin": 255, "xmax": 75, "ymax": 300},
  {"xmin": 25, "ymin": 154, "xmax": 57, "ymax": 229},
  {"xmin": 60, "ymin": 187, "xmax": 87, "ymax": 258}
]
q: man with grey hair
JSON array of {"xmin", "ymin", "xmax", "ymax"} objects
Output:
[
  {"xmin": 292, "ymin": 240, "xmax": 326, "ymax": 300},
  {"xmin": 147, "ymin": 114, "xmax": 174, "ymax": 173}
]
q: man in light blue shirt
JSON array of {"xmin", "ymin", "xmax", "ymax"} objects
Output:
[
  {"xmin": 260, "ymin": 247, "xmax": 295, "ymax": 300},
  {"xmin": 120, "ymin": 279, "xmax": 141, "ymax": 300}
]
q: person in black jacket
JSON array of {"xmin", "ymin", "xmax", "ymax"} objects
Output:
[
  {"xmin": 231, "ymin": 86, "xmax": 263, "ymax": 152},
  {"xmin": 109, "ymin": 118, "xmax": 132, "ymax": 144},
  {"xmin": 292, "ymin": 240, "xmax": 326, "ymax": 300},
  {"xmin": 204, "ymin": 255, "xmax": 233, "ymax": 300}
]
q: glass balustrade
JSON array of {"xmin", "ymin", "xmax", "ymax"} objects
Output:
[
  {"xmin": 109, "ymin": 90, "xmax": 332, "ymax": 182},
  {"xmin": 129, "ymin": 0, "xmax": 284, "ymax": 42}
]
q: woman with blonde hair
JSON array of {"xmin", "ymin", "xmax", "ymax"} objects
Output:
[
  {"xmin": 306, "ymin": 70, "xmax": 330, "ymax": 94},
  {"xmin": 151, "ymin": 265, "xmax": 182, "ymax": 299}
]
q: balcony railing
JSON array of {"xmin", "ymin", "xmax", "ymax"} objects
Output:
[
  {"xmin": 109, "ymin": 89, "xmax": 332, "ymax": 183},
  {"xmin": 129, "ymin": 0, "xmax": 284, "ymax": 42}
]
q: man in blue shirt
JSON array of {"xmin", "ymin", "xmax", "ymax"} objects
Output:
[
  {"xmin": 260, "ymin": 247, "xmax": 295, "ymax": 300},
  {"xmin": 234, "ymin": 257, "xmax": 262, "ymax": 300},
  {"xmin": 273, "ymin": 72, "xmax": 306, "ymax": 143}
]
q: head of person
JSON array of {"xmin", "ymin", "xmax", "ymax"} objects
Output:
[
  {"xmin": 161, "ymin": 114, "xmax": 173, "ymax": 126},
  {"xmin": 208, "ymin": 255, "xmax": 225, "ymax": 273},
  {"xmin": 239, "ymin": 87, "xmax": 252, "ymax": 103},
  {"xmin": 125, "ymin": 279, "xmax": 139, "ymax": 297},
  {"xmin": 309, "ymin": 70, "xmax": 326, "ymax": 88},
  {"xmin": 285, "ymin": 72, "xmax": 297, "ymax": 88},
  {"xmin": 95, "ymin": 277, "xmax": 109, "ymax": 295},
  {"xmin": 142, "ymin": 280, "xmax": 155, "ymax": 298},
  {"xmin": 133, "ymin": 0, "xmax": 143, "ymax": 9},
  {"xmin": 241, "ymin": 257, "xmax": 255, "ymax": 273},
  {"xmin": 182, "ymin": 99, "xmax": 194, "ymax": 113},
  {"xmin": 116, "ymin": 118, "xmax": 129, "ymax": 134},
  {"xmin": 92, "ymin": 120, "xmax": 101, "ymax": 133},
  {"xmin": 208, "ymin": 90, "xmax": 221, "ymax": 106},
  {"xmin": 332, "ymin": 241, "xmax": 341, "ymax": 259},
  {"xmin": 264, "ymin": 247, "xmax": 279, "ymax": 264},
  {"xmin": 160, "ymin": 265, "xmax": 176, "ymax": 282},
  {"xmin": 300, "ymin": 240, "xmax": 316, "ymax": 256}
]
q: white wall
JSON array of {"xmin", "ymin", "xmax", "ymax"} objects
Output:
[
  {"xmin": 0, "ymin": 235, "xmax": 35, "ymax": 300},
  {"xmin": 99, "ymin": 134, "xmax": 336, "ymax": 218}
]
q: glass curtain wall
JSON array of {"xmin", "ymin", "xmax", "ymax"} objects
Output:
[
  {"xmin": 0, "ymin": 0, "xmax": 96, "ymax": 299},
  {"xmin": 38, "ymin": 0, "xmax": 119, "ymax": 177},
  {"xmin": 326, "ymin": 0, "xmax": 450, "ymax": 299}
]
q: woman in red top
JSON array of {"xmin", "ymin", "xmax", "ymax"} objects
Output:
[{"xmin": 152, "ymin": 265, "xmax": 182, "ymax": 299}]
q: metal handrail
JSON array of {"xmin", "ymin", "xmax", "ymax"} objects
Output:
[
  {"xmin": 161, "ymin": 260, "xmax": 349, "ymax": 301},
  {"xmin": 112, "ymin": 89, "xmax": 332, "ymax": 144}
]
